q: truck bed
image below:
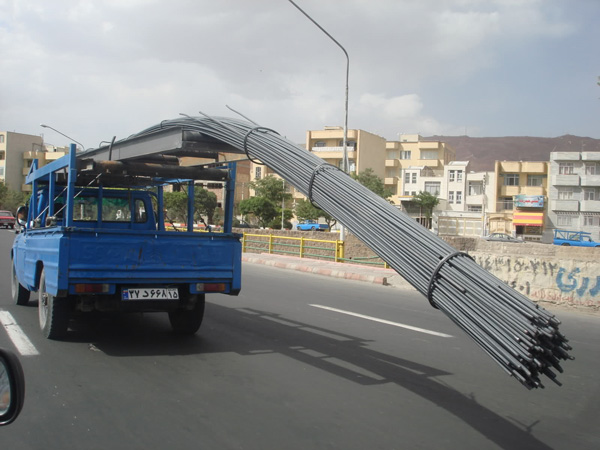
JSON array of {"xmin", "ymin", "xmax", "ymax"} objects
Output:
[{"xmin": 16, "ymin": 227, "xmax": 241, "ymax": 297}]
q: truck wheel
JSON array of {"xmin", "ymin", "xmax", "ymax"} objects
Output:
[
  {"xmin": 38, "ymin": 270, "xmax": 69, "ymax": 340},
  {"xmin": 12, "ymin": 263, "xmax": 30, "ymax": 306},
  {"xmin": 169, "ymin": 294, "xmax": 205, "ymax": 335}
]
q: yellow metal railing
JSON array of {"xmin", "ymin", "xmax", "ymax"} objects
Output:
[{"xmin": 242, "ymin": 232, "xmax": 390, "ymax": 268}]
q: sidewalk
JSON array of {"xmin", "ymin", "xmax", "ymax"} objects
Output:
[{"xmin": 241, "ymin": 253, "xmax": 414, "ymax": 290}]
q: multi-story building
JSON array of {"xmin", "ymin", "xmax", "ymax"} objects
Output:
[
  {"xmin": 0, "ymin": 131, "xmax": 45, "ymax": 192},
  {"xmin": 546, "ymin": 151, "xmax": 600, "ymax": 241},
  {"xmin": 385, "ymin": 134, "xmax": 455, "ymax": 205},
  {"xmin": 306, "ymin": 126, "xmax": 387, "ymax": 178},
  {"xmin": 487, "ymin": 161, "xmax": 549, "ymax": 240}
]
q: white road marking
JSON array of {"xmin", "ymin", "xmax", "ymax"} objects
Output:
[
  {"xmin": 0, "ymin": 310, "xmax": 40, "ymax": 356},
  {"xmin": 309, "ymin": 304, "xmax": 453, "ymax": 338}
]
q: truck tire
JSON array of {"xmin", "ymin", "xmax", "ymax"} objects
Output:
[
  {"xmin": 38, "ymin": 269, "xmax": 69, "ymax": 340},
  {"xmin": 168, "ymin": 294, "xmax": 205, "ymax": 335},
  {"xmin": 11, "ymin": 263, "xmax": 30, "ymax": 306}
]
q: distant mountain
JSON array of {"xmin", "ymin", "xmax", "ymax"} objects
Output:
[{"xmin": 424, "ymin": 135, "xmax": 600, "ymax": 172}]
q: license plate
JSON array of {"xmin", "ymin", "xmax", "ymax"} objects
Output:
[{"xmin": 122, "ymin": 287, "xmax": 179, "ymax": 300}]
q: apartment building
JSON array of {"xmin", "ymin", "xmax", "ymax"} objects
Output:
[
  {"xmin": 306, "ymin": 126, "xmax": 387, "ymax": 178},
  {"xmin": 488, "ymin": 161, "xmax": 549, "ymax": 240},
  {"xmin": 385, "ymin": 134, "xmax": 455, "ymax": 205},
  {"xmin": 546, "ymin": 151, "xmax": 600, "ymax": 241},
  {"xmin": 0, "ymin": 131, "xmax": 45, "ymax": 191}
]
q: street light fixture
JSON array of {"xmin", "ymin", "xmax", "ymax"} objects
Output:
[
  {"xmin": 287, "ymin": 0, "xmax": 350, "ymax": 239},
  {"xmin": 40, "ymin": 124, "xmax": 86, "ymax": 152}
]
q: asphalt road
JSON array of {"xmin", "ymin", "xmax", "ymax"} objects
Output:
[{"xmin": 0, "ymin": 230, "xmax": 599, "ymax": 449}]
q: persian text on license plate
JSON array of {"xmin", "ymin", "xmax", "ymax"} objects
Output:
[{"xmin": 122, "ymin": 288, "xmax": 179, "ymax": 300}]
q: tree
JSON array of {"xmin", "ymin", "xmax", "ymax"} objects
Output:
[
  {"xmin": 294, "ymin": 199, "xmax": 337, "ymax": 230},
  {"xmin": 250, "ymin": 176, "xmax": 291, "ymax": 203},
  {"xmin": 411, "ymin": 191, "xmax": 439, "ymax": 228},
  {"xmin": 194, "ymin": 186, "xmax": 218, "ymax": 224},
  {"xmin": 351, "ymin": 168, "xmax": 393, "ymax": 200},
  {"xmin": 163, "ymin": 191, "xmax": 188, "ymax": 224},
  {"xmin": 239, "ymin": 196, "xmax": 278, "ymax": 228},
  {"xmin": 0, "ymin": 183, "xmax": 28, "ymax": 212}
]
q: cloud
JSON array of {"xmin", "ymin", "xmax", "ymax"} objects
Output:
[{"xmin": 0, "ymin": 0, "xmax": 596, "ymax": 147}]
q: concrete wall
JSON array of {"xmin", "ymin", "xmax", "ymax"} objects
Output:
[{"xmin": 240, "ymin": 228, "xmax": 600, "ymax": 310}]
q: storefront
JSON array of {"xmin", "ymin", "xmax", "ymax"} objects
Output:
[{"xmin": 513, "ymin": 195, "xmax": 545, "ymax": 240}]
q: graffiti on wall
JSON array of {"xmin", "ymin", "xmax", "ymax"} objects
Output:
[{"xmin": 473, "ymin": 254, "xmax": 600, "ymax": 307}]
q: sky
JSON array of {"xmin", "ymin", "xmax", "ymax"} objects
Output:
[{"xmin": 1, "ymin": 0, "xmax": 599, "ymax": 150}]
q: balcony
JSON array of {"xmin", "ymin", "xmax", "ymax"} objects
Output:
[
  {"xmin": 519, "ymin": 186, "xmax": 545, "ymax": 196},
  {"xmin": 499, "ymin": 185, "xmax": 521, "ymax": 196},
  {"xmin": 385, "ymin": 159, "xmax": 399, "ymax": 167},
  {"xmin": 551, "ymin": 152, "xmax": 580, "ymax": 161},
  {"xmin": 465, "ymin": 194, "xmax": 484, "ymax": 205},
  {"xmin": 581, "ymin": 200, "xmax": 600, "ymax": 212},
  {"xmin": 580, "ymin": 174, "xmax": 600, "ymax": 186},
  {"xmin": 553, "ymin": 200, "xmax": 579, "ymax": 211},
  {"xmin": 582, "ymin": 152, "xmax": 600, "ymax": 161},
  {"xmin": 385, "ymin": 177, "xmax": 398, "ymax": 185},
  {"xmin": 520, "ymin": 161, "xmax": 547, "ymax": 173},
  {"xmin": 551, "ymin": 174, "xmax": 580, "ymax": 186}
]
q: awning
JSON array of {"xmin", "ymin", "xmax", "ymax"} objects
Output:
[{"xmin": 513, "ymin": 212, "xmax": 544, "ymax": 227}]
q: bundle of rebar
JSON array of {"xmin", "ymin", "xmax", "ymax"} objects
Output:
[{"xmin": 122, "ymin": 114, "xmax": 573, "ymax": 389}]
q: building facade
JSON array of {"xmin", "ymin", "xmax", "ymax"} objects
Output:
[
  {"xmin": 385, "ymin": 134, "xmax": 455, "ymax": 205},
  {"xmin": 546, "ymin": 151, "xmax": 600, "ymax": 241},
  {"xmin": 0, "ymin": 131, "xmax": 45, "ymax": 192},
  {"xmin": 487, "ymin": 161, "xmax": 549, "ymax": 241}
]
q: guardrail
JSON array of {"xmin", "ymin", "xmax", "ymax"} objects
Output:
[{"xmin": 241, "ymin": 232, "xmax": 389, "ymax": 268}]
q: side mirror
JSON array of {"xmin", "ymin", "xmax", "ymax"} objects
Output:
[
  {"xmin": 16, "ymin": 205, "xmax": 28, "ymax": 228},
  {"xmin": 0, "ymin": 348, "xmax": 25, "ymax": 426}
]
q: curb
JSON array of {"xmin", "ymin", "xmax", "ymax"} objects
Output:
[{"xmin": 242, "ymin": 254, "xmax": 388, "ymax": 285}]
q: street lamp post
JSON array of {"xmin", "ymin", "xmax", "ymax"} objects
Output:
[
  {"xmin": 40, "ymin": 124, "xmax": 86, "ymax": 152},
  {"xmin": 287, "ymin": 0, "xmax": 349, "ymax": 240}
]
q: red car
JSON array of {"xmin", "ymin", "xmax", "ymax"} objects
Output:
[{"xmin": 0, "ymin": 210, "xmax": 15, "ymax": 229}]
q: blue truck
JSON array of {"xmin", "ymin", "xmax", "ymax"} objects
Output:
[
  {"xmin": 11, "ymin": 144, "xmax": 242, "ymax": 339},
  {"xmin": 553, "ymin": 229, "xmax": 600, "ymax": 247},
  {"xmin": 296, "ymin": 220, "xmax": 328, "ymax": 231}
]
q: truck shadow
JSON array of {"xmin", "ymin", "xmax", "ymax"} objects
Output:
[{"xmin": 77, "ymin": 302, "xmax": 550, "ymax": 450}]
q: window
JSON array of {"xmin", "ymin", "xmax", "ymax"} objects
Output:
[
  {"xmin": 255, "ymin": 166, "xmax": 262, "ymax": 180},
  {"xmin": 404, "ymin": 191, "xmax": 410, "ymax": 196},
  {"xmin": 584, "ymin": 189, "xmax": 597, "ymax": 201},
  {"xmin": 387, "ymin": 150, "xmax": 398, "ymax": 159},
  {"xmin": 404, "ymin": 172, "xmax": 411, "ymax": 183},
  {"xmin": 557, "ymin": 188, "xmax": 573, "ymax": 200},
  {"xmin": 0, "ymin": 152, "xmax": 5, "ymax": 160},
  {"xmin": 527, "ymin": 175, "xmax": 545, "ymax": 187},
  {"xmin": 448, "ymin": 191, "xmax": 454, "ymax": 204},
  {"xmin": 585, "ymin": 163, "xmax": 599, "ymax": 175},
  {"xmin": 338, "ymin": 140, "xmax": 356, "ymax": 148},
  {"xmin": 456, "ymin": 191, "xmax": 462, "ymax": 204},
  {"xmin": 449, "ymin": 170, "xmax": 455, "ymax": 182},
  {"xmin": 457, "ymin": 171, "xmax": 463, "ymax": 182},
  {"xmin": 584, "ymin": 215, "xmax": 600, "ymax": 227},
  {"xmin": 314, "ymin": 141, "xmax": 326, "ymax": 147},
  {"xmin": 500, "ymin": 197, "xmax": 513, "ymax": 210},
  {"xmin": 559, "ymin": 163, "xmax": 574, "ymax": 175},
  {"xmin": 557, "ymin": 215, "xmax": 573, "ymax": 227},
  {"xmin": 468, "ymin": 181, "xmax": 483, "ymax": 196},
  {"xmin": 504, "ymin": 174, "xmax": 519, "ymax": 186},
  {"xmin": 411, "ymin": 173, "xmax": 417, "ymax": 183},
  {"xmin": 0, "ymin": 135, "xmax": 4, "ymax": 143},
  {"xmin": 420, "ymin": 150, "xmax": 438, "ymax": 160},
  {"xmin": 468, "ymin": 205, "xmax": 482, "ymax": 213},
  {"xmin": 400, "ymin": 151, "xmax": 411, "ymax": 160},
  {"xmin": 424, "ymin": 182, "xmax": 440, "ymax": 195}
]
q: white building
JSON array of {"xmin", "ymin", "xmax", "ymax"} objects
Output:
[{"xmin": 546, "ymin": 151, "xmax": 600, "ymax": 241}]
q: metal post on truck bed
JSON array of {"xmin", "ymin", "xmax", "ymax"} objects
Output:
[
  {"xmin": 223, "ymin": 162, "xmax": 236, "ymax": 234},
  {"xmin": 65, "ymin": 144, "xmax": 77, "ymax": 227}
]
